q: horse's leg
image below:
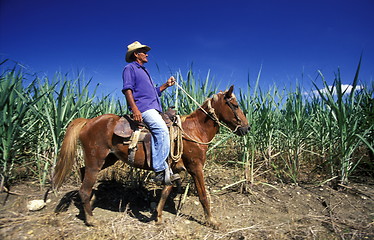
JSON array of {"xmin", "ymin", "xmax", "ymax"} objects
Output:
[
  {"xmin": 79, "ymin": 165, "xmax": 100, "ymax": 226},
  {"xmin": 79, "ymin": 150, "xmax": 109, "ymax": 226},
  {"xmin": 153, "ymin": 185, "xmax": 173, "ymax": 224},
  {"xmin": 88, "ymin": 153, "xmax": 118, "ymax": 210},
  {"xmin": 189, "ymin": 165, "xmax": 220, "ymax": 229}
]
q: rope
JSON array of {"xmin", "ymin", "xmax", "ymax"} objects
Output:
[
  {"xmin": 169, "ymin": 116, "xmax": 183, "ymax": 161},
  {"xmin": 174, "ymin": 81, "xmax": 209, "ymax": 115},
  {"xmin": 176, "ymin": 115, "xmax": 217, "ymax": 145},
  {"xmin": 181, "ymin": 131, "xmax": 216, "ymax": 145}
]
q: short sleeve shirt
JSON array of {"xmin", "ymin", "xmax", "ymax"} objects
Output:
[{"xmin": 122, "ymin": 62, "xmax": 162, "ymax": 113}]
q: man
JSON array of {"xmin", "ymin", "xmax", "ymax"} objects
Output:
[{"xmin": 122, "ymin": 41, "xmax": 178, "ymax": 185}]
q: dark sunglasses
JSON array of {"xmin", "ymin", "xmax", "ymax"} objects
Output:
[{"xmin": 136, "ymin": 50, "xmax": 148, "ymax": 55}]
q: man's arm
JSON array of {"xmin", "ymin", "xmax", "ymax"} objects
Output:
[{"xmin": 123, "ymin": 89, "xmax": 142, "ymax": 122}]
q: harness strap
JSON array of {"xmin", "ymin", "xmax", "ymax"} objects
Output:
[
  {"xmin": 128, "ymin": 129, "xmax": 141, "ymax": 165},
  {"xmin": 225, "ymin": 97, "xmax": 241, "ymax": 123},
  {"xmin": 206, "ymin": 99, "xmax": 234, "ymax": 132}
]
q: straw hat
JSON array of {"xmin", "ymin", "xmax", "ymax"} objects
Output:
[{"xmin": 125, "ymin": 41, "xmax": 151, "ymax": 63}]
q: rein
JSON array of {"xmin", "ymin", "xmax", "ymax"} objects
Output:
[
  {"xmin": 174, "ymin": 81, "xmax": 218, "ymax": 122},
  {"xmin": 178, "ymin": 116, "xmax": 216, "ymax": 145},
  {"xmin": 173, "ymin": 81, "xmax": 239, "ymax": 144}
]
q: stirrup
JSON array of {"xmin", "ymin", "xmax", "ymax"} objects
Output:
[
  {"xmin": 165, "ymin": 168, "xmax": 181, "ymax": 185},
  {"xmin": 164, "ymin": 167, "xmax": 172, "ymax": 185},
  {"xmin": 153, "ymin": 168, "xmax": 180, "ymax": 185}
]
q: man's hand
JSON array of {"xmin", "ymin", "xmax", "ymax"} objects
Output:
[
  {"xmin": 160, "ymin": 76, "xmax": 176, "ymax": 92},
  {"xmin": 132, "ymin": 108, "xmax": 142, "ymax": 122},
  {"xmin": 167, "ymin": 76, "xmax": 176, "ymax": 87}
]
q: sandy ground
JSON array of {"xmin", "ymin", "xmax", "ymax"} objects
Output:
[{"xmin": 1, "ymin": 165, "xmax": 373, "ymax": 240}]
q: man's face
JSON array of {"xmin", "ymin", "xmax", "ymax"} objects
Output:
[{"xmin": 134, "ymin": 49, "xmax": 149, "ymax": 64}]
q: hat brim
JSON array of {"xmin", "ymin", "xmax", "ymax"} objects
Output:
[{"xmin": 125, "ymin": 45, "xmax": 151, "ymax": 63}]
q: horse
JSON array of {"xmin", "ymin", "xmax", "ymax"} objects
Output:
[{"xmin": 52, "ymin": 85, "xmax": 249, "ymax": 229}]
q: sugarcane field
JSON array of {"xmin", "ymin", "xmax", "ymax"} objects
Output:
[{"xmin": 0, "ymin": 60, "xmax": 373, "ymax": 240}]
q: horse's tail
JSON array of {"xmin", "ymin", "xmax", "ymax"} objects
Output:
[{"xmin": 52, "ymin": 118, "xmax": 88, "ymax": 190}]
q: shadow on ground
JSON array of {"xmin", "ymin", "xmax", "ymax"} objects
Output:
[{"xmin": 54, "ymin": 180, "xmax": 180, "ymax": 224}]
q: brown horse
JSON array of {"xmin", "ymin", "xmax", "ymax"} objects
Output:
[{"xmin": 52, "ymin": 85, "xmax": 249, "ymax": 229}]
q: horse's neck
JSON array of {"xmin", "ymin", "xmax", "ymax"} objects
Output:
[{"xmin": 182, "ymin": 105, "xmax": 219, "ymax": 142}]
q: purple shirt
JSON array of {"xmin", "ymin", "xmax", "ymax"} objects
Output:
[{"xmin": 122, "ymin": 62, "xmax": 162, "ymax": 113}]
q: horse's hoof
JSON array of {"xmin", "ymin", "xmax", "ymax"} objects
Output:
[
  {"xmin": 85, "ymin": 216, "xmax": 98, "ymax": 227},
  {"xmin": 155, "ymin": 217, "xmax": 163, "ymax": 225},
  {"xmin": 85, "ymin": 220, "xmax": 97, "ymax": 227},
  {"xmin": 207, "ymin": 220, "xmax": 221, "ymax": 230}
]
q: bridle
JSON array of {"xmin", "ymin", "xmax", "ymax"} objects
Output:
[
  {"xmin": 224, "ymin": 96, "xmax": 243, "ymax": 125},
  {"xmin": 173, "ymin": 81, "xmax": 245, "ymax": 144},
  {"xmin": 202, "ymin": 94, "xmax": 244, "ymax": 133}
]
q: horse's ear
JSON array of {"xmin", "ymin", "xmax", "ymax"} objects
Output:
[{"xmin": 226, "ymin": 85, "xmax": 234, "ymax": 98}]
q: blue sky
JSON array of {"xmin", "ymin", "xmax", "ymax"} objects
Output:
[{"xmin": 1, "ymin": 0, "xmax": 373, "ymax": 97}]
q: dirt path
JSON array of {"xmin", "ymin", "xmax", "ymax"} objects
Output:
[{"xmin": 1, "ymin": 167, "xmax": 373, "ymax": 239}]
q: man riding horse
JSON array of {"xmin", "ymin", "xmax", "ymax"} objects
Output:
[
  {"xmin": 52, "ymin": 41, "xmax": 250, "ymax": 228},
  {"xmin": 122, "ymin": 41, "xmax": 179, "ymax": 185}
]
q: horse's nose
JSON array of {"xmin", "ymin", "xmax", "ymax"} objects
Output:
[{"xmin": 236, "ymin": 126, "xmax": 250, "ymax": 136}]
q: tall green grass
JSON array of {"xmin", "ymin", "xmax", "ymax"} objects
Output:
[
  {"xmin": 236, "ymin": 60, "xmax": 372, "ymax": 187},
  {"xmin": 0, "ymin": 64, "xmax": 36, "ymax": 182},
  {"xmin": 311, "ymin": 58, "xmax": 373, "ymax": 185},
  {"xmin": 0, "ymin": 62, "xmax": 120, "ymax": 186},
  {"xmin": 0, "ymin": 60, "xmax": 372, "ymax": 188}
]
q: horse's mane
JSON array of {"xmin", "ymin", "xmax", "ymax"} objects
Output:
[{"xmin": 180, "ymin": 96, "xmax": 213, "ymax": 121}]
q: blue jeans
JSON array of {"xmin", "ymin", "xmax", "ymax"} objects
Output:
[{"xmin": 141, "ymin": 109, "xmax": 169, "ymax": 172}]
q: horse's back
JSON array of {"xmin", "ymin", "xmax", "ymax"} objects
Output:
[
  {"xmin": 91, "ymin": 113, "xmax": 121, "ymax": 122},
  {"xmin": 78, "ymin": 114, "xmax": 121, "ymax": 145}
]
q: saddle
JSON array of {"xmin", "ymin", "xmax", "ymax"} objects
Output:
[{"xmin": 113, "ymin": 108, "xmax": 182, "ymax": 167}]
